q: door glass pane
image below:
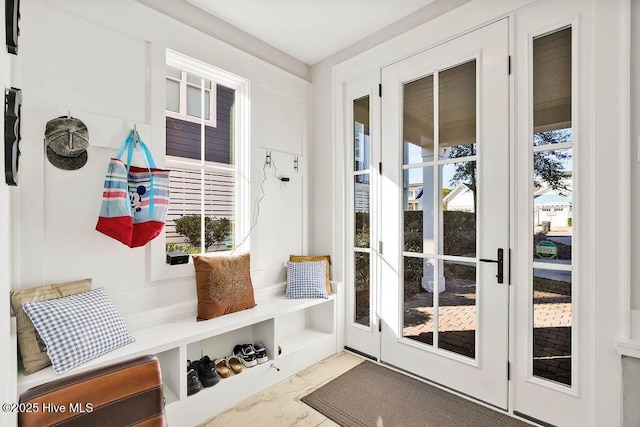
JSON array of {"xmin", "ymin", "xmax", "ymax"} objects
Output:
[
  {"xmin": 354, "ymin": 252, "xmax": 370, "ymax": 326},
  {"xmin": 442, "ymin": 161, "xmax": 477, "ymax": 257},
  {"xmin": 403, "ymin": 75, "xmax": 434, "ymax": 165},
  {"xmin": 533, "ymin": 268, "xmax": 572, "ymax": 386},
  {"xmin": 533, "ymin": 148, "xmax": 572, "ymax": 264},
  {"xmin": 354, "ymin": 96, "xmax": 370, "ymax": 171},
  {"xmin": 403, "ymin": 166, "xmax": 434, "ymax": 254},
  {"xmin": 438, "ymin": 261, "xmax": 476, "ymax": 358},
  {"xmin": 439, "ymin": 61, "xmax": 476, "ymax": 158},
  {"xmin": 532, "ymin": 27, "xmax": 573, "ymax": 388},
  {"xmin": 534, "ymin": 28, "xmax": 572, "ymax": 134},
  {"xmin": 354, "ymin": 175, "xmax": 370, "ymax": 249},
  {"xmin": 403, "ymin": 256, "xmax": 434, "ymax": 346}
]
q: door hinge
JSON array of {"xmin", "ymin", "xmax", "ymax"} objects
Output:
[
  {"xmin": 378, "ymin": 83, "xmax": 382, "ymax": 97},
  {"xmin": 508, "ymin": 55, "xmax": 512, "ymax": 75},
  {"xmin": 507, "ymin": 361, "xmax": 511, "ymax": 381},
  {"xmin": 379, "ymin": 162, "xmax": 382, "ymax": 174},
  {"xmin": 378, "ymin": 240, "xmax": 383, "ymax": 255},
  {"xmin": 379, "ymin": 321, "xmax": 382, "ymax": 333}
]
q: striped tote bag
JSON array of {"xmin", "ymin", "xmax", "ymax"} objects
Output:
[{"xmin": 96, "ymin": 130, "xmax": 170, "ymax": 248}]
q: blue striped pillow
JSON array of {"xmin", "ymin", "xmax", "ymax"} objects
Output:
[
  {"xmin": 286, "ymin": 261, "xmax": 328, "ymax": 299},
  {"xmin": 22, "ymin": 288, "xmax": 135, "ymax": 374}
]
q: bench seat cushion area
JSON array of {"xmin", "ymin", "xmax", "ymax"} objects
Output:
[{"xmin": 18, "ymin": 355, "xmax": 167, "ymax": 427}]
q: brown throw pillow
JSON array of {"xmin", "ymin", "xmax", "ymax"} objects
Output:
[
  {"xmin": 193, "ymin": 252, "xmax": 256, "ymax": 321},
  {"xmin": 10, "ymin": 278, "xmax": 92, "ymax": 375},
  {"xmin": 289, "ymin": 255, "xmax": 332, "ymax": 295}
]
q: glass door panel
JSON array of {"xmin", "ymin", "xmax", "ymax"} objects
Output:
[
  {"xmin": 353, "ymin": 96, "xmax": 371, "ymax": 328},
  {"xmin": 345, "ymin": 71, "xmax": 380, "ymax": 360},
  {"xmin": 380, "ymin": 19, "xmax": 509, "ymax": 408},
  {"xmin": 531, "ymin": 27, "xmax": 573, "ymax": 388},
  {"xmin": 439, "ymin": 261, "xmax": 477, "ymax": 358}
]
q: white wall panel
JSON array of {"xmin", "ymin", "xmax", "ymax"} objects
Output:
[
  {"xmin": 14, "ymin": 0, "xmax": 309, "ymax": 319},
  {"xmin": 254, "ymin": 84, "xmax": 304, "ymax": 156},
  {"xmin": 44, "ymin": 6, "xmax": 149, "ymax": 128}
]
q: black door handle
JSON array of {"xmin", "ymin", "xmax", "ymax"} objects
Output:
[{"xmin": 479, "ymin": 248, "xmax": 504, "ymax": 284}]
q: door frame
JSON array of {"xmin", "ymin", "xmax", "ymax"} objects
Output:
[
  {"xmin": 343, "ymin": 70, "xmax": 382, "ymax": 361},
  {"xmin": 333, "ymin": 1, "xmax": 628, "ymax": 425}
]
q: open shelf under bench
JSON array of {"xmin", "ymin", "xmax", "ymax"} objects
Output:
[{"xmin": 16, "ymin": 293, "xmax": 337, "ymax": 426}]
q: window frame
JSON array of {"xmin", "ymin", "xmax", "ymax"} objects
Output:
[
  {"xmin": 165, "ymin": 68, "xmax": 217, "ymax": 127},
  {"xmin": 150, "ymin": 49, "xmax": 250, "ymax": 281}
]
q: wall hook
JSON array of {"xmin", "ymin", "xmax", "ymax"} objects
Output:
[{"xmin": 133, "ymin": 124, "xmax": 139, "ymax": 145}]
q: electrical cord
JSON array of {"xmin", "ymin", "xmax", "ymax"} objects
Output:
[
  {"xmin": 231, "ymin": 160, "xmax": 269, "ymax": 255},
  {"xmin": 231, "ymin": 157, "xmax": 286, "ymax": 254}
]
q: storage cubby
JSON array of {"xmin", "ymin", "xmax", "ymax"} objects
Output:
[
  {"xmin": 186, "ymin": 319, "xmax": 275, "ymax": 368},
  {"xmin": 155, "ymin": 348, "xmax": 181, "ymax": 405},
  {"xmin": 276, "ymin": 298, "xmax": 335, "ymax": 356}
]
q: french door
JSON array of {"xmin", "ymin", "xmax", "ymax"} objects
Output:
[{"xmin": 378, "ymin": 19, "xmax": 510, "ymax": 408}]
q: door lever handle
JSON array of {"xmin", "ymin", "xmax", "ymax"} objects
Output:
[{"xmin": 479, "ymin": 248, "xmax": 504, "ymax": 284}]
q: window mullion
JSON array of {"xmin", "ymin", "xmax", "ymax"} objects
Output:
[
  {"xmin": 200, "ymin": 78, "xmax": 206, "ymax": 253},
  {"xmin": 180, "ymin": 71, "xmax": 187, "ymax": 117}
]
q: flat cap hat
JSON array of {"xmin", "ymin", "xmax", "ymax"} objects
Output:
[{"xmin": 44, "ymin": 116, "xmax": 89, "ymax": 170}]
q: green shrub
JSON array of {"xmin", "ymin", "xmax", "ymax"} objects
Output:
[{"xmin": 174, "ymin": 215, "xmax": 231, "ymax": 249}]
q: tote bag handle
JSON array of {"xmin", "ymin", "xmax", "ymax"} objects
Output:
[{"xmin": 115, "ymin": 129, "xmax": 158, "ymax": 217}]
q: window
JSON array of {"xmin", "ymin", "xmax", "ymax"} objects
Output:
[
  {"xmin": 166, "ymin": 65, "xmax": 217, "ymax": 127},
  {"xmin": 163, "ymin": 50, "xmax": 249, "ymax": 258}
]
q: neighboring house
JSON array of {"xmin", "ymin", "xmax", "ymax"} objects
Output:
[
  {"xmin": 534, "ymin": 187, "xmax": 572, "ymax": 228},
  {"xmin": 164, "ymin": 83, "xmax": 236, "ymax": 245},
  {"xmin": 442, "ymin": 183, "xmax": 475, "ymax": 212},
  {"xmin": 406, "ymin": 182, "xmax": 422, "ymax": 211}
]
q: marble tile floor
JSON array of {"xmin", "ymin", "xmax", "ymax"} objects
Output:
[{"xmin": 199, "ymin": 351, "xmax": 365, "ymax": 427}]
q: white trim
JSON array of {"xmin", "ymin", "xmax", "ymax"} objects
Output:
[{"xmin": 617, "ymin": 0, "xmax": 631, "ymax": 342}]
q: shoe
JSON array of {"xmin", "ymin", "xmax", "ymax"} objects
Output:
[
  {"xmin": 234, "ymin": 344, "xmax": 257, "ymax": 367},
  {"xmin": 197, "ymin": 356, "xmax": 221, "ymax": 387},
  {"xmin": 187, "ymin": 360, "xmax": 203, "ymax": 396},
  {"xmin": 214, "ymin": 358, "xmax": 231, "ymax": 378},
  {"xmin": 224, "ymin": 355, "xmax": 243, "ymax": 374},
  {"xmin": 252, "ymin": 342, "xmax": 268, "ymax": 364}
]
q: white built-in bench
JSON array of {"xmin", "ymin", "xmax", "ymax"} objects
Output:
[{"xmin": 14, "ymin": 283, "xmax": 339, "ymax": 426}]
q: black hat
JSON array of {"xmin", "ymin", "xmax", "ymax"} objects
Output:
[{"xmin": 44, "ymin": 116, "xmax": 89, "ymax": 170}]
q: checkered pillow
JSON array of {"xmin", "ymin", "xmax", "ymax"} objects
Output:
[
  {"xmin": 286, "ymin": 261, "xmax": 328, "ymax": 299},
  {"xmin": 22, "ymin": 288, "xmax": 135, "ymax": 374}
]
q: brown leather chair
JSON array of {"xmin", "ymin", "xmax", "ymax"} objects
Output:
[{"xmin": 18, "ymin": 355, "xmax": 167, "ymax": 427}]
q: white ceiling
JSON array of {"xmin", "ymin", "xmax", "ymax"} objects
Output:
[{"xmin": 184, "ymin": 0, "xmax": 437, "ymax": 65}]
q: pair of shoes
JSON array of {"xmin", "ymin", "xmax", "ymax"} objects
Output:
[
  {"xmin": 187, "ymin": 361, "xmax": 203, "ymax": 396},
  {"xmin": 213, "ymin": 355, "xmax": 243, "ymax": 377},
  {"xmin": 187, "ymin": 355, "xmax": 221, "ymax": 394},
  {"xmin": 233, "ymin": 342, "xmax": 268, "ymax": 367}
]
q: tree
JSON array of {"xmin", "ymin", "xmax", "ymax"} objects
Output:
[
  {"xmin": 532, "ymin": 130, "xmax": 571, "ymax": 193},
  {"xmin": 174, "ymin": 215, "xmax": 231, "ymax": 249},
  {"xmin": 447, "ymin": 129, "xmax": 572, "ymax": 211}
]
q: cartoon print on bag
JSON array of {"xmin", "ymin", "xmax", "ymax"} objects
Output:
[{"xmin": 130, "ymin": 185, "xmax": 146, "ymax": 212}]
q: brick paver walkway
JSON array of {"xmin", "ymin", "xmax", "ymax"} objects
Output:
[{"xmin": 403, "ymin": 277, "xmax": 572, "ymax": 385}]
